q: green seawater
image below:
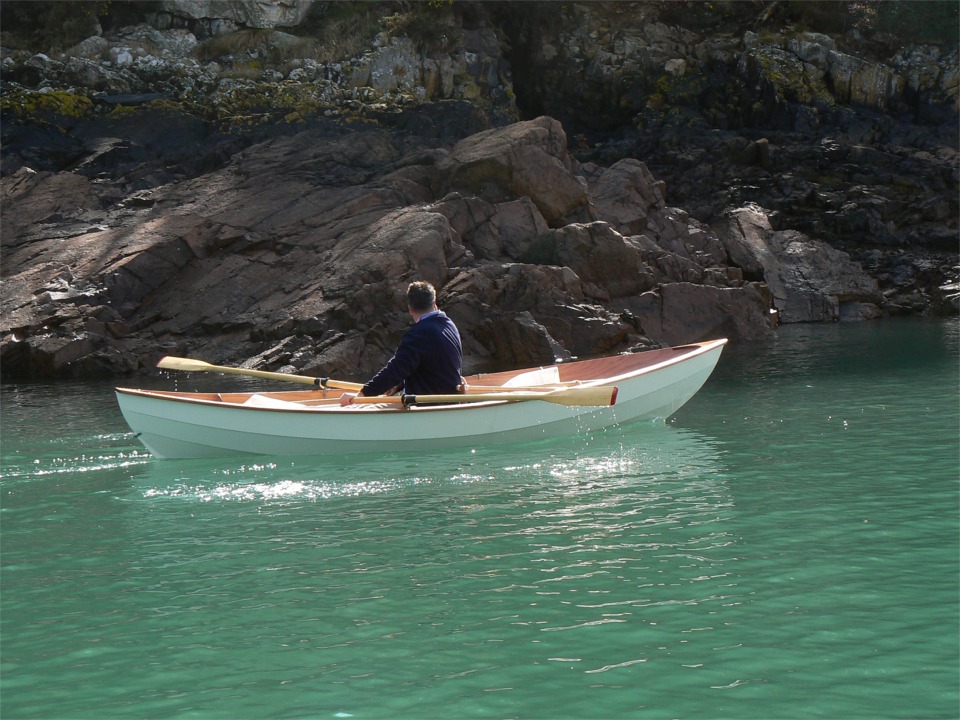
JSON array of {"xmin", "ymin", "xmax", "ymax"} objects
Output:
[{"xmin": 1, "ymin": 318, "xmax": 958, "ymax": 720}]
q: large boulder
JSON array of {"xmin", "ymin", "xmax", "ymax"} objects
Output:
[
  {"xmin": 720, "ymin": 205, "xmax": 883, "ymax": 322},
  {"xmin": 627, "ymin": 281, "xmax": 777, "ymax": 346},
  {"xmin": 438, "ymin": 117, "xmax": 592, "ymax": 227},
  {"xmin": 585, "ymin": 158, "xmax": 666, "ymax": 236},
  {"xmin": 518, "ymin": 221, "xmax": 656, "ymax": 301}
]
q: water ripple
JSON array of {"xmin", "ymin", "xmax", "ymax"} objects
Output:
[{"xmin": 1, "ymin": 320, "xmax": 957, "ymax": 720}]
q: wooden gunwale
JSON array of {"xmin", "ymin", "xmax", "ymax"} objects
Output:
[{"xmin": 118, "ymin": 341, "xmax": 720, "ymax": 411}]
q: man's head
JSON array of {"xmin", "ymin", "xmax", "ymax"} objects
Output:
[{"xmin": 407, "ymin": 281, "xmax": 437, "ymax": 314}]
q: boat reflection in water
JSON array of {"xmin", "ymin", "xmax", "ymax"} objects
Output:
[{"xmin": 135, "ymin": 418, "xmax": 729, "ymax": 517}]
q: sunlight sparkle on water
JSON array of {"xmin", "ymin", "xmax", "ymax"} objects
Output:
[{"xmin": 5, "ymin": 452, "xmax": 152, "ymax": 478}]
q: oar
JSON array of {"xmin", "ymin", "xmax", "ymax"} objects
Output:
[
  {"xmin": 352, "ymin": 387, "xmax": 618, "ymax": 407},
  {"xmin": 465, "ymin": 381, "xmax": 582, "ymax": 393},
  {"xmin": 156, "ymin": 356, "xmax": 362, "ymax": 391}
]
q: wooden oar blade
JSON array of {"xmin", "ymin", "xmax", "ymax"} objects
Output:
[
  {"xmin": 552, "ymin": 385, "xmax": 618, "ymax": 406},
  {"xmin": 157, "ymin": 356, "xmax": 215, "ymax": 372}
]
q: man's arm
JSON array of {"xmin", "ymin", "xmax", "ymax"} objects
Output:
[{"xmin": 360, "ymin": 330, "xmax": 424, "ymax": 397}]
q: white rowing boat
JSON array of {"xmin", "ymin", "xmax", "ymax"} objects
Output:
[{"xmin": 115, "ymin": 339, "xmax": 727, "ymax": 459}]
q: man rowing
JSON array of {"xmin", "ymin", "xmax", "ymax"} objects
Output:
[{"xmin": 339, "ymin": 281, "xmax": 464, "ymax": 406}]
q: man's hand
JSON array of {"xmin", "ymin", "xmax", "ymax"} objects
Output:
[{"xmin": 339, "ymin": 392, "xmax": 359, "ymax": 407}]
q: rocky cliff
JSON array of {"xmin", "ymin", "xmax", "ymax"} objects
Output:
[{"xmin": 1, "ymin": 1, "xmax": 957, "ymax": 381}]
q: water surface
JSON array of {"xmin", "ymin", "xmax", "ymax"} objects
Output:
[{"xmin": 2, "ymin": 318, "xmax": 957, "ymax": 719}]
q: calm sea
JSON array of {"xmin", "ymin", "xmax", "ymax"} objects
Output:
[{"xmin": 1, "ymin": 318, "xmax": 957, "ymax": 720}]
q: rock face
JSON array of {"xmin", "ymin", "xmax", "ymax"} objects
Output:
[
  {"xmin": 154, "ymin": 0, "xmax": 315, "ymax": 34},
  {"xmin": 497, "ymin": 3, "xmax": 958, "ymax": 310},
  {"xmin": 3, "ymin": 113, "xmax": 900, "ymax": 380},
  {"xmin": 0, "ymin": 1, "xmax": 956, "ymax": 381}
]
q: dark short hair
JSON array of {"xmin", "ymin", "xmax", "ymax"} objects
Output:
[{"xmin": 407, "ymin": 281, "xmax": 436, "ymax": 312}]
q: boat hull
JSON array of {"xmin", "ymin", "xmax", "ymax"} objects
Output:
[{"xmin": 116, "ymin": 339, "xmax": 726, "ymax": 459}]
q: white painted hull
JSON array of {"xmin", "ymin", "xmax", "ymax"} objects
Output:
[{"xmin": 116, "ymin": 339, "xmax": 726, "ymax": 459}]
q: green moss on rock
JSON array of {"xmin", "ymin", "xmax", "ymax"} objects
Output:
[{"xmin": 0, "ymin": 89, "xmax": 94, "ymax": 121}]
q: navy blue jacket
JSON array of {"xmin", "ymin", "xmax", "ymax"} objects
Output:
[{"xmin": 362, "ymin": 311, "xmax": 463, "ymax": 397}]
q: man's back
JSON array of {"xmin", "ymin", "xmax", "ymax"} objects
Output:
[{"xmin": 362, "ymin": 311, "xmax": 462, "ymax": 397}]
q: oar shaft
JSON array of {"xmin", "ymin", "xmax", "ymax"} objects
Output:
[
  {"xmin": 465, "ymin": 382, "xmax": 580, "ymax": 393},
  {"xmin": 157, "ymin": 356, "xmax": 363, "ymax": 390},
  {"xmin": 353, "ymin": 387, "xmax": 617, "ymax": 407}
]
